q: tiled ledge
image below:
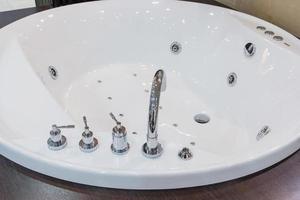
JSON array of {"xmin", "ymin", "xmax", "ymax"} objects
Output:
[
  {"xmin": 0, "ymin": 0, "xmax": 35, "ymax": 12},
  {"xmin": 215, "ymin": 0, "xmax": 300, "ymax": 37}
]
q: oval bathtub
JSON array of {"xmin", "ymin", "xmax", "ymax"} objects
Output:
[{"xmin": 0, "ymin": 0, "xmax": 299, "ymax": 189}]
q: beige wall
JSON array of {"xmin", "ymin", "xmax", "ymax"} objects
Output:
[{"xmin": 215, "ymin": 0, "xmax": 300, "ymax": 37}]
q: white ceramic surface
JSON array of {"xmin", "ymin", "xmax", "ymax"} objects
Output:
[{"xmin": 0, "ymin": 0, "xmax": 299, "ymax": 190}]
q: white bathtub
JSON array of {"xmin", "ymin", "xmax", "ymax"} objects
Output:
[{"xmin": 0, "ymin": 0, "xmax": 299, "ymax": 189}]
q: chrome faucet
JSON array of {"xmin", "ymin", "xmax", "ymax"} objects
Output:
[
  {"xmin": 47, "ymin": 124, "xmax": 75, "ymax": 151},
  {"xmin": 142, "ymin": 69, "xmax": 166, "ymax": 158}
]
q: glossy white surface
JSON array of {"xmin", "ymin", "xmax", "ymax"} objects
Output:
[{"xmin": 0, "ymin": 0, "xmax": 300, "ymax": 189}]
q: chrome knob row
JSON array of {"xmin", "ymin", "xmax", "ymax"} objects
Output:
[
  {"xmin": 47, "ymin": 116, "xmax": 100, "ymax": 152},
  {"xmin": 47, "ymin": 114, "xmax": 129, "ymax": 154},
  {"xmin": 47, "ymin": 70, "xmax": 166, "ymax": 159}
]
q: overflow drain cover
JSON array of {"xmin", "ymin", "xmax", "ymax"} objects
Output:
[{"xmin": 194, "ymin": 113, "xmax": 210, "ymax": 124}]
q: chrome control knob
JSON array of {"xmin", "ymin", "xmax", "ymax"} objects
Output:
[
  {"xmin": 79, "ymin": 116, "xmax": 99, "ymax": 152},
  {"xmin": 110, "ymin": 113, "xmax": 130, "ymax": 155},
  {"xmin": 47, "ymin": 124, "xmax": 75, "ymax": 150}
]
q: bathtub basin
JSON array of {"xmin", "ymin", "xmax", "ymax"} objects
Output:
[{"xmin": 0, "ymin": 0, "xmax": 299, "ymax": 190}]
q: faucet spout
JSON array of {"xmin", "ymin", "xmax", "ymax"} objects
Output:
[
  {"xmin": 142, "ymin": 69, "xmax": 166, "ymax": 158},
  {"xmin": 147, "ymin": 70, "xmax": 165, "ymax": 144}
]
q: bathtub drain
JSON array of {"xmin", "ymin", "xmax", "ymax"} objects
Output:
[{"xmin": 194, "ymin": 113, "xmax": 210, "ymax": 124}]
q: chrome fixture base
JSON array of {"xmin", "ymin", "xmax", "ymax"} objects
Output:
[
  {"xmin": 79, "ymin": 116, "xmax": 99, "ymax": 153},
  {"xmin": 111, "ymin": 143, "xmax": 130, "ymax": 155},
  {"xmin": 178, "ymin": 147, "xmax": 193, "ymax": 160},
  {"xmin": 47, "ymin": 124, "xmax": 75, "ymax": 151},
  {"xmin": 47, "ymin": 135, "xmax": 67, "ymax": 151},
  {"xmin": 142, "ymin": 143, "xmax": 163, "ymax": 158},
  {"xmin": 79, "ymin": 138, "xmax": 99, "ymax": 152},
  {"xmin": 109, "ymin": 113, "xmax": 130, "ymax": 155}
]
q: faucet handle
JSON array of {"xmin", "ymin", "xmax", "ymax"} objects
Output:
[
  {"xmin": 82, "ymin": 116, "xmax": 89, "ymax": 129},
  {"xmin": 54, "ymin": 125, "xmax": 75, "ymax": 129},
  {"xmin": 48, "ymin": 124, "xmax": 74, "ymax": 151},
  {"xmin": 51, "ymin": 124, "xmax": 75, "ymax": 135},
  {"xmin": 109, "ymin": 112, "xmax": 121, "ymax": 125}
]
